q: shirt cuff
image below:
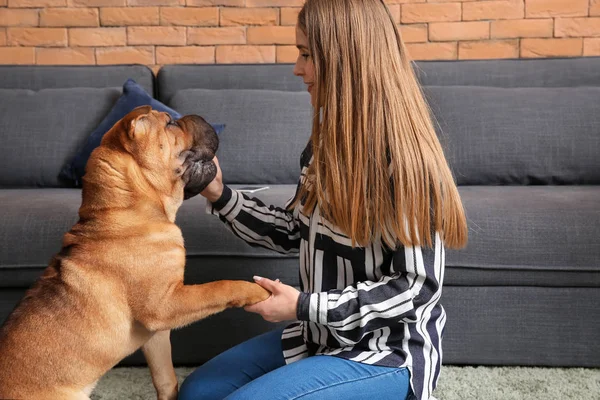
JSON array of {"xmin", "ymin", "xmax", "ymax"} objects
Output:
[
  {"xmin": 205, "ymin": 185, "xmax": 243, "ymax": 222},
  {"xmin": 296, "ymin": 292, "xmax": 328, "ymax": 325},
  {"xmin": 212, "ymin": 185, "xmax": 233, "ymax": 211}
]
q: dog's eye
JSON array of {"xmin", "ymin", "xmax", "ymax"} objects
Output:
[{"xmin": 167, "ymin": 117, "xmax": 177, "ymax": 127}]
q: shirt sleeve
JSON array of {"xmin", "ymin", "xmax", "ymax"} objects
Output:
[
  {"xmin": 206, "ymin": 185, "xmax": 301, "ymax": 255},
  {"xmin": 296, "ymin": 232, "xmax": 444, "ymax": 344}
]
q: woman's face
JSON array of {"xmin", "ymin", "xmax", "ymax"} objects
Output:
[{"xmin": 293, "ymin": 25, "xmax": 316, "ymax": 107}]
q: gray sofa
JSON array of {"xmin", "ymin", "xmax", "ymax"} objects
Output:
[{"xmin": 0, "ymin": 58, "xmax": 598, "ymax": 369}]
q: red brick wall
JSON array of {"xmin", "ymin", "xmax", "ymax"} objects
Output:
[{"xmin": 1, "ymin": 0, "xmax": 599, "ymax": 73}]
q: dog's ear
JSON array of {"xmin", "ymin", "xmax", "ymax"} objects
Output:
[
  {"xmin": 128, "ymin": 115, "xmax": 149, "ymax": 141},
  {"xmin": 124, "ymin": 105, "xmax": 152, "ymax": 140}
]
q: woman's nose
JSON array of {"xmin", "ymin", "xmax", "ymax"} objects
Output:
[{"xmin": 293, "ymin": 62, "xmax": 303, "ymax": 77}]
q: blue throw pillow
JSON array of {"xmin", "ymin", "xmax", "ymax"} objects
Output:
[{"xmin": 60, "ymin": 78, "xmax": 225, "ymax": 187}]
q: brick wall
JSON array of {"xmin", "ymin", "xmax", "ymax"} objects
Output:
[{"xmin": 0, "ymin": 0, "xmax": 599, "ymax": 72}]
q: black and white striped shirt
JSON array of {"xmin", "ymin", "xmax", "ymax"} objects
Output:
[{"xmin": 208, "ymin": 143, "xmax": 445, "ymax": 400}]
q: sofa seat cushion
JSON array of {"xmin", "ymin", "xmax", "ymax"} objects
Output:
[
  {"xmin": 0, "ymin": 186, "xmax": 298, "ymax": 287},
  {"xmin": 177, "ymin": 185, "xmax": 300, "ymax": 258},
  {"xmin": 0, "ymin": 189, "xmax": 81, "ymax": 272},
  {"xmin": 446, "ymin": 186, "xmax": 600, "ymax": 286},
  {"xmin": 1, "ymin": 186, "xmax": 598, "ymax": 288}
]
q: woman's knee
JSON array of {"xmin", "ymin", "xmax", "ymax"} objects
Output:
[
  {"xmin": 178, "ymin": 369, "xmax": 231, "ymax": 400},
  {"xmin": 178, "ymin": 372, "xmax": 204, "ymax": 400},
  {"xmin": 177, "ymin": 329, "xmax": 286, "ymax": 400},
  {"xmin": 177, "ymin": 374, "xmax": 198, "ymax": 400}
]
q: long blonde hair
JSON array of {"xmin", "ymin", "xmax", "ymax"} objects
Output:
[{"xmin": 294, "ymin": 0, "xmax": 467, "ymax": 250}]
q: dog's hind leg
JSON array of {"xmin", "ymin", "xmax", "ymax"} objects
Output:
[{"xmin": 142, "ymin": 330, "xmax": 178, "ymax": 400}]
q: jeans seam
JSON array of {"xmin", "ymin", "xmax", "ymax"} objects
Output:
[{"xmin": 289, "ymin": 368, "xmax": 405, "ymax": 400}]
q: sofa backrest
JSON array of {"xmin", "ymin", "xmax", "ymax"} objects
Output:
[
  {"xmin": 418, "ymin": 57, "xmax": 600, "ymax": 185},
  {"xmin": 170, "ymin": 88, "xmax": 311, "ymax": 185},
  {"xmin": 0, "ymin": 65, "xmax": 154, "ymax": 188},
  {"xmin": 158, "ymin": 64, "xmax": 311, "ymax": 185},
  {"xmin": 415, "ymin": 57, "xmax": 600, "ymax": 87},
  {"xmin": 2, "ymin": 59, "xmax": 598, "ymax": 188},
  {"xmin": 159, "ymin": 58, "xmax": 600, "ymax": 185}
]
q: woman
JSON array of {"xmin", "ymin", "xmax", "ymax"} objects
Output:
[{"xmin": 180, "ymin": 0, "xmax": 467, "ymax": 399}]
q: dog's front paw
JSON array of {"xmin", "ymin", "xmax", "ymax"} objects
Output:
[
  {"xmin": 246, "ymin": 283, "xmax": 271, "ymax": 305},
  {"xmin": 228, "ymin": 281, "xmax": 270, "ymax": 308}
]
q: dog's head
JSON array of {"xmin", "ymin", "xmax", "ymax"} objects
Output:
[{"xmin": 112, "ymin": 105, "xmax": 219, "ymax": 200}]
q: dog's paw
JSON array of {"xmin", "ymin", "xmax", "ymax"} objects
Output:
[
  {"xmin": 246, "ymin": 283, "xmax": 271, "ymax": 305},
  {"xmin": 228, "ymin": 281, "xmax": 270, "ymax": 308}
]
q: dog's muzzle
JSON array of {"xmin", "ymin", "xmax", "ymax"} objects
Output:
[{"xmin": 177, "ymin": 115, "xmax": 219, "ymax": 200}]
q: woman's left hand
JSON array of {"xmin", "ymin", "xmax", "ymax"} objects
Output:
[{"xmin": 244, "ymin": 276, "xmax": 300, "ymax": 323}]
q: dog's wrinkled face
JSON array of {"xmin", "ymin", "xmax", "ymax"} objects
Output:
[{"xmin": 122, "ymin": 105, "xmax": 219, "ymax": 200}]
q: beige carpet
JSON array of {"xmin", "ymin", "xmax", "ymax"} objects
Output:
[{"xmin": 90, "ymin": 366, "xmax": 600, "ymax": 400}]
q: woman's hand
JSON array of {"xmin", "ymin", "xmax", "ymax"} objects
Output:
[
  {"xmin": 244, "ymin": 276, "xmax": 300, "ymax": 323},
  {"xmin": 201, "ymin": 156, "xmax": 224, "ymax": 203}
]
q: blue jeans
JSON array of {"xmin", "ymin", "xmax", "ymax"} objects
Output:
[{"xmin": 179, "ymin": 328, "xmax": 411, "ymax": 400}]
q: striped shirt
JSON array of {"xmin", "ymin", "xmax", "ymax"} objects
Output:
[{"xmin": 207, "ymin": 142, "xmax": 446, "ymax": 400}]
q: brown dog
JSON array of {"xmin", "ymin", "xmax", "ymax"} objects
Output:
[{"xmin": 0, "ymin": 106, "xmax": 270, "ymax": 399}]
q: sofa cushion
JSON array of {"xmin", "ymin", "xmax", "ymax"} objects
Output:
[
  {"xmin": 0, "ymin": 65, "xmax": 155, "ymax": 188},
  {"xmin": 1, "ymin": 186, "xmax": 598, "ymax": 289},
  {"xmin": 168, "ymin": 89, "xmax": 312, "ymax": 185},
  {"xmin": 178, "ymin": 185, "xmax": 300, "ymax": 258},
  {"xmin": 445, "ymin": 186, "xmax": 600, "ymax": 283},
  {"xmin": 0, "ymin": 186, "xmax": 297, "ymax": 274},
  {"xmin": 424, "ymin": 86, "xmax": 600, "ymax": 185},
  {"xmin": 0, "ymin": 88, "xmax": 123, "ymax": 188},
  {"xmin": 0, "ymin": 189, "xmax": 80, "ymax": 270}
]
